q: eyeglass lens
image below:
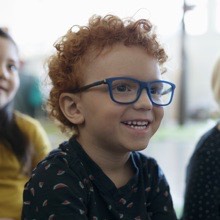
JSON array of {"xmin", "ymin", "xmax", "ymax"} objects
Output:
[{"xmin": 109, "ymin": 78, "xmax": 173, "ymax": 105}]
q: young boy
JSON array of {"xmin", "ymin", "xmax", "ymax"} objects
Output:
[{"xmin": 22, "ymin": 14, "xmax": 177, "ymax": 220}]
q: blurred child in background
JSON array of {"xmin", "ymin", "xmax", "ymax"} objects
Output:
[
  {"xmin": 181, "ymin": 57, "xmax": 220, "ymax": 220},
  {"xmin": 0, "ymin": 28, "xmax": 51, "ymax": 220}
]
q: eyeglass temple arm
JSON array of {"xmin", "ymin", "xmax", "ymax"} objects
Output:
[
  {"xmin": 161, "ymin": 87, "xmax": 173, "ymax": 95},
  {"xmin": 69, "ymin": 80, "xmax": 106, "ymax": 93}
]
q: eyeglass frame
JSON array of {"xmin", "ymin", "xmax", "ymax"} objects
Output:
[{"xmin": 69, "ymin": 76, "xmax": 176, "ymax": 106}]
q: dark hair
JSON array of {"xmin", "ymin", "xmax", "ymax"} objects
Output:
[
  {"xmin": 0, "ymin": 28, "xmax": 31, "ymax": 174},
  {"xmin": 0, "ymin": 28, "xmax": 18, "ymax": 51}
]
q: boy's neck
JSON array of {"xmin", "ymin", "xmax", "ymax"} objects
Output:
[
  {"xmin": 92, "ymin": 152, "xmax": 134, "ymax": 188},
  {"xmin": 76, "ymin": 137, "xmax": 134, "ymax": 188}
]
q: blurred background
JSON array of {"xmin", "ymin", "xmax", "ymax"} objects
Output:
[{"xmin": 1, "ymin": 0, "xmax": 220, "ymax": 217}]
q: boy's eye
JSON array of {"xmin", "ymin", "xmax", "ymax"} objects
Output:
[
  {"xmin": 117, "ymin": 84, "xmax": 131, "ymax": 92},
  {"xmin": 111, "ymin": 79, "xmax": 139, "ymax": 93},
  {"xmin": 150, "ymin": 86, "xmax": 162, "ymax": 95},
  {"xmin": 113, "ymin": 83, "xmax": 132, "ymax": 93}
]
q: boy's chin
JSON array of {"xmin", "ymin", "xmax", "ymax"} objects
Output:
[
  {"xmin": 127, "ymin": 143, "xmax": 149, "ymax": 152},
  {"xmin": 135, "ymin": 145, "xmax": 148, "ymax": 151}
]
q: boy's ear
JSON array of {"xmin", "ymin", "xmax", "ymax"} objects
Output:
[{"xmin": 59, "ymin": 93, "xmax": 84, "ymax": 125}]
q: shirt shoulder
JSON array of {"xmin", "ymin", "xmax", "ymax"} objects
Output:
[
  {"xmin": 14, "ymin": 111, "xmax": 51, "ymax": 166},
  {"xmin": 194, "ymin": 125, "xmax": 220, "ymax": 152},
  {"xmin": 31, "ymin": 140, "xmax": 89, "ymax": 183},
  {"xmin": 22, "ymin": 141, "xmax": 91, "ymax": 219},
  {"xmin": 188, "ymin": 125, "xmax": 220, "ymax": 167},
  {"xmin": 15, "ymin": 110, "xmax": 42, "ymax": 128}
]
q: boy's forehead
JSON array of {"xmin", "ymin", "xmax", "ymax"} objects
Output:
[
  {"xmin": 80, "ymin": 45, "xmax": 115, "ymax": 75},
  {"xmin": 81, "ymin": 44, "xmax": 160, "ymax": 82},
  {"xmin": 83, "ymin": 45, "xmax": 114, "ymax": 62}
]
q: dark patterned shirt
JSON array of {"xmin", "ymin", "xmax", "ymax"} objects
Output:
[
  {"xmin": 182, "ymin": 124, "xmax": 220, "ymax": 220},
  {"xmin": 22, "ymin": 137, "xmax": 177, "ymax": 220}
]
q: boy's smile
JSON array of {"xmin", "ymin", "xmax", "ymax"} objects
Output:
[{"xmin": 75, "ymin": 44, "xmax": 164, "ymax": 154}]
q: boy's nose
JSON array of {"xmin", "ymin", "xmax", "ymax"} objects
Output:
[{"xmin": 133, "ymin": 88, "xmax": 153, "ymax": 110}]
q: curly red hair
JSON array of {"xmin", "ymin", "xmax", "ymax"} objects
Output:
[{"xmin": 46, "ymin": 14, "xmax": 168, "ymax": 134}]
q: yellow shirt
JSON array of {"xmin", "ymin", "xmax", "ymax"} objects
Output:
[{"xmin": 0, "ymin": 111, "xmax": 51, "ymax": 220}]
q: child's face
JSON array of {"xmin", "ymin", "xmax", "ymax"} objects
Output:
[
  {"xmin": 0, "ymin": 37, "xmax": 20, "ymax": 109},
  {"xmin": 76, "ymin": 44, "xmax": 164, "ymax": 152}
]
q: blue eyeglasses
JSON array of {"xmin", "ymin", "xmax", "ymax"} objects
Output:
[{"xmin": 70, "ymin": 77, "xmax": 176, "ymax": 106}]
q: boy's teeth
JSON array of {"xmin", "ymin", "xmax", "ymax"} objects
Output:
[
  {"xmin": 130, "ymin": 125, "xmax": 146, "ymax": 129},
  {"xmin": 125, "ymin": 121, "xmax": 148, "ymax": 126}
]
